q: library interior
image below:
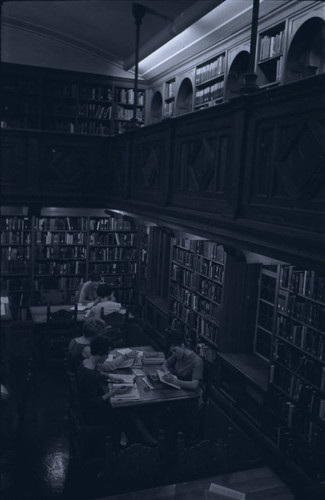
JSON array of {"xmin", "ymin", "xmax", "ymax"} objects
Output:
[{"xmin": 1, "ymin": 1, "xmax": 325, "ymax": 499}]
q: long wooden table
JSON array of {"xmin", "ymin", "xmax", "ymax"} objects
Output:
[
  {"xmin": 107, "ymin": 346, "xmax": 198, "ymax": 408},
  {"xmin": 94, "ymin": 466, "xmax": 294, "ymax": 500},
  {"xmin": 29, "ymin": 304, "xmax": 88, "ymax": 323}
]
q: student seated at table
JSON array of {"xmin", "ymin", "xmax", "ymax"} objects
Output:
[
  {"xmin": 77, "ymin": 335, "xmax": 130, "ymax": 427},
  {"xmin": 68, "ymin": 317, "xmax": 137, "ymax": 372},
  {"xmin": 67, "ymin": 317, "xmax": 106, "ymax": 371},
  {"xmin": 86, "ymin": 284, "xmax": 125, "ymax": 321},
  {"xmin": 79, "ymin": 272, "xmax": 103, "ymax": 305},
  {"xmin": 162, "ymin": 330, "xmax": 204, "ymax": 391}
]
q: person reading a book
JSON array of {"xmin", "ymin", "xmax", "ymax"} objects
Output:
[
  {"xmin": 86, "ymin": 284, "xmax": 125, "ymax": 320},
  {"xmin": 162, "ymin": 330, "xmax": 204, "ymax": 391},
  {"xmin": 79, "ymin": 272, "xmax": 103, "ymax": 304}
]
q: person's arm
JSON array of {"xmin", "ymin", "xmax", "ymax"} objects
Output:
[
  {"xmin": 161, "ymin": 353, "xmax": 176, "ymax": 373},
  {"xmin": 98, "ymin": 351, "xmax": 137, "ymax": 372},
  {"xmin": 162, "ymin": 373, "xmax": 200, "ymax": 391},
  {"xmin": 102, "ymin": 385, "xmax": 130, "ymax": 401}
]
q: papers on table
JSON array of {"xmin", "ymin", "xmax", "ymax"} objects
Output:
[
  {"xmin": 157, "ymin": 369, "xmax": 180, "ymax": 389},
  {"xmin": 70, "ymin": 304, "xmax": 89, "ymax": 311},
  {"xmin": 106, "ymin": 354, "xmax": 134, "ymax": 368},
  {"xmin": 116, "ymin": 348, "xmax": 133, "ymax": 355},
  {"xmin": 110, "ymin": 384, "xmax": 140, "ymax": 402},
  {"xmin": 109, "ymin": 374, "xmax": 135, "ymax": 384},
  {"xmin": 205, "ymin": 483, "xmax": 246, "ymax": 499}
]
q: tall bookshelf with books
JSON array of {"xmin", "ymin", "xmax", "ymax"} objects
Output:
[
  {"xmin": 34, "ymin": 216, "xmax": 87, "ymax": 305},
  {"xmin": 88, "ymin": 217, "xmax": 137, "ymax": 305},
  {"xmin": 164, "ymin": 78, "xmax": 176, "ymax": 118},
  {"xmin": 114, "ymin": 86, "xmax": 145, "ymax": 134},
  {"xmin": 257, "ymin": 22, "xmax": 285, "ymax": 86},
  {"xmin": 254, "ymin": 265, "xmax": 278, "ymax": 360},
  {"xmin": 267, "ymin": 265, "xmax": 325, "ymax": 482},
  {"xmin": 169, "ymin": 237, "xmax": 225, "ymax": 349},
  {"xmin": 76, "ymin": 83, "xmax": 113, "ymax": 136},
  {"xmin": 194, "ymin": 53, "xmax": 225, "ymax": 110},
  {"xmin": 0, "ymin": 216, "xmax": 33, "ymax": 320},
  {"xmin": 41, "ymin": 78, "xmax": 78, "ymax": 134}
]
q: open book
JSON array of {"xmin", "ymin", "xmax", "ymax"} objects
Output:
[
  {"xmin": 157, "ymin": 369, "xmax": 180, "ymax": 389},
  {"xmin": 110, "ymin": 384, "xmax": 140, "ymax": 402},
  {"xmin": 205, "ymin": 483, "xmax": 246, "ymax": 499}
]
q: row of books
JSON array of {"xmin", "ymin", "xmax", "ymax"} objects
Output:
[
  {"xmin": 259, "ymin": 31, "xmax": 284, "ymax": 61},
  {"xmin": 172, "ymin": 247, "xmax": 194, "ymax": 268},
  {"xmin": 103, "ymin": 275, "xmax": 136, "ymax": 287},
  {"xmin": 43, "ymin": 83, "xmax": 77, "ymax": 98},
  {"xmin": 171, "ymin": 264, "xmax": 192, "ymax": 288},
  {"xmin": 116, "ymin": 289, "xmax": 134, "ymax": 303},
  {"xmin": 271, "ymin": 363, "xmax": 324, "ymax": 404},
  {"xmin": 37, "ymin": 217, "xmax": 87, "ymax": 231},
  {"xmin": 1, "ymin": 217, "xmax": 31, "ymax": 230},
  {"xmin": 1, "ymin": 261, "xmax": 31, "ymax": 274},
  {"xmin": 193, "ymin": 297, "xmax": 221, "ymax": 323},
  {"xmin": 79, "ymin": 86, "xmax": 112, "ymax": 102},
  {"xmin": 195, "ymin": 82, "xmax": 224, "ymax": 106},
  {"xmin": 89, "ymin": 218, "xmax": 133, "ymax": 231},
  {"xmin": 197, "ymin": 343, "xmax": 217, "ymax": 362},
  {"xmin": 1, "ymin": 232, "xmax": 32, "ymax": 244},
  {"xmin": 89, "ymin": 232, "xmax": 136, "ymax": 246},
  {"xmin": 78, "ymin": 103, "xmax": 112, "ymax": 120},
  {"xmin": 1, "ymin": 246, "xmax": 31, "ymax": 260},
  {"xmin": 35, "ymin": 246, "xmax": 86, "ymax": 259},
  {"xmin": 89, "ymin": 262, "xmax": 137, "ymax": 275},
  {"xmin": 1, "ymin": 278, "xmax": 32, "ymax": 291},
  {"xmin": 170, "ymin": 300, "xmax": 191, "ymax": 325},
  {"xmin": 274, "ymin": 341, "xmax": 325, "ymax": 387},
  {"xmin": 115, "ymin": 88, "xmax": 145, "ymax": 106},
  {"xmin": 43, "ymin": 102, "xmax": 76, "ymax": 116},
  {"xmin": 174, "ymin": 238, "xmax": 195, "ymax": 251},
  {"xmin": 196, "ymin": 318, "xmax": 219, "ymax": 345},
  {"xmin": 35, "ymin": 231, "xmax": 86, "ymax": 245},
  {"xmin": 89, "ymin": 247, "xmax": 136, "ymax": 261},
  {"xmin": 280, "ymin": 267, "xmax": 325, "ymax": 302},
  {"xmin": 277, "ymin": 317, "xmax": 325, "ymax": 361},
  {"xmin": 196, "ymin": 241, "xmax": 225, "ymax": 263},
  {"xmin": 278, "ymin": 295, "xmax": 325, "ymax": 331},
  {"xmin": 115, "ymin": 105, "xmax": 144, "ymax": 121},
  {"xmin": 76, "ymin": 121, "xmax": 111, "ymax": 135},
  {"xmin": 194, "ymin": 256, "xmax": 224, "ymax": 282},
  {"xmin": 170, "ymin": 282, "xmax": 192, "ymax": 307},
  {"xmin": 34, "ymin": 277, "xmax": 80, "ymax": 292},
  {"xmin": 193, "ymin": 275, "xmax": 223, "ymax": 303},
  {"xmin": 195, "ymin": 55, "xmax": 225, "ymax": 84},
  {"xmin": 35, "ymin": 261, "xmax": 86, "ymax": 275}
]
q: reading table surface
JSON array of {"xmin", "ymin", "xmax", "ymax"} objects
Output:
[
  {"xmin": 29, "ymin": 304, "xmax": 87, "ymax": 323},
  {"xmin": 107, "ymin": 346, "xmax": 198, "ymax": 408},
  {"xmin": 94, "ymin": 466, "xmax": 294, "ymax": 499}
]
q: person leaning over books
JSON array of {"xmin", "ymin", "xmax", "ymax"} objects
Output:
[
  {"xmin": 68, "ymin": 317, "xmax": 136, "ymax": 372},
  {"xmin": 86, "ymin": 284, "xmax": 124, "ymax": 320},
  {"xmin": 161, "ymin": 330, "xmax": 205, "ymax": 442},
  {"xmin": 79, "ymin": 272, "xmax": 103, "ymax": 305}
]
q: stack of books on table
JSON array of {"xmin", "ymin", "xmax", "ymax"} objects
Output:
[{"xmin": 142, "ymin": 351, "xmax": 165, "ymax": 365}]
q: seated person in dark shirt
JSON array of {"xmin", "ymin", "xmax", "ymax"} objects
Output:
[
  {"xmin": 78, "ymin": 272, "xmax": 103, "ymax": 305},
  {"xmin": 162, "ymin": 330, "xmax": 204, "ymax": 391},
  {"xmin": 68, "ymin": 317, "xmax": 106, "ymax": 371},
  {"xmin": 77, "ymin": 335, "xmax": 130, "ymax": 428}
]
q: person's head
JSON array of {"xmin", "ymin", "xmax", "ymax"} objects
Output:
[
  {"xmin": 82, "ymin": 318, "xmax": 106, "ymax": 339},
  {"xmin": 89, "ymin": 272, "xmax": 102, "ymax": 285},
  {"xmin": 89, "ymin": 335, "xmax": 110, "ymax": 362},
  {"xmin": 167, "ymin": 330, "xmax": 187, "ymax": 359},
  {"xmin": 96, "ymin": 284, "xmax": 115, "ymax": 301}
]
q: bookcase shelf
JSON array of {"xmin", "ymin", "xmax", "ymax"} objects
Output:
[
  {"xmin": 257, "ymin": 23, "xmax": 285, "ymax": 86},
  {"xmin": 164, "ymin": 78, "xmax": 176, "ymax": 118},
  {"xmin": 169, "ymin": 237, "xmax": 225, "ymax": 349},
  {"xmin": 114, "ymin": 86, "xmax": 145, "ymax": 134},
  {"xmin": 194, "ymin": 53, "xmax": 225, "ymax": 110}
]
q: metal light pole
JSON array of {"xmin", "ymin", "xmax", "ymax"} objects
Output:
[
  {"xmin": 242, "ymin": 0, "xmax": 260, "ymax": 91},
  {"xmin": 132, "ymin": 3, "xmax": 146, "ymax": 124}
]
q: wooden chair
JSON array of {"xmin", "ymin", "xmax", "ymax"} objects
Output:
[
  {"xmin": 104, "ymin": 430, "xmax": 167, "ymax": 494},
  {"xmin": 175, "ymin": 431, "xmax": 226, "ymax": 481}
]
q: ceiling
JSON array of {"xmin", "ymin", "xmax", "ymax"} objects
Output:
[{"xmin": 1, "ymin": 0, "xmax": 224, "ymax": 74}]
